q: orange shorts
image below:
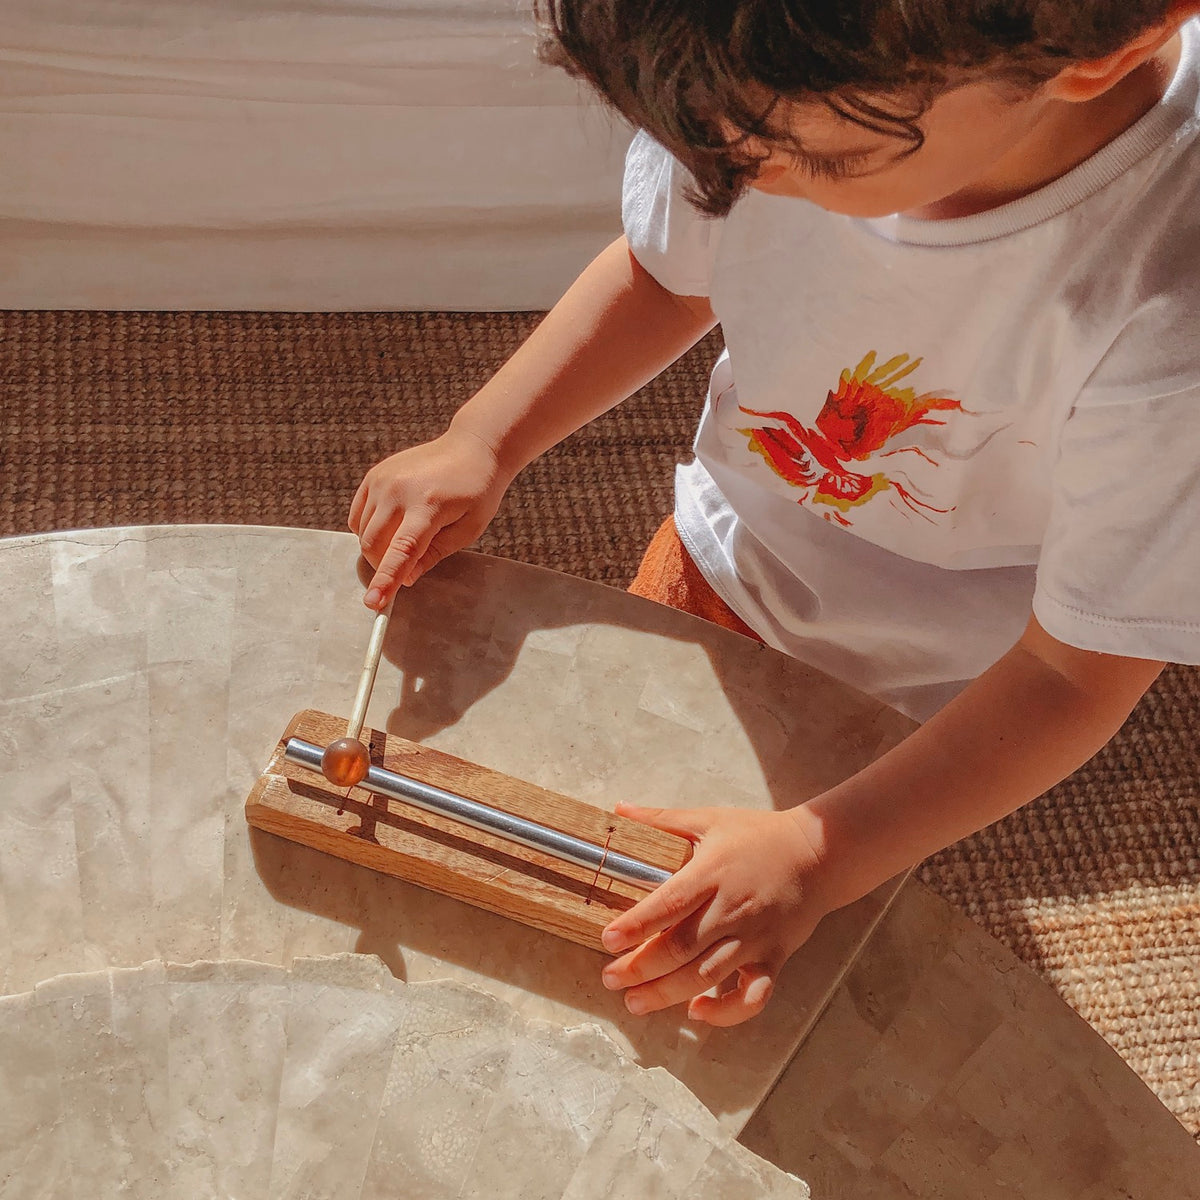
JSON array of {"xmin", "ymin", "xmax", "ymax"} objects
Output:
[{"xmin": 629, "ymin": 517, "xmax": 764, "ymax": 644}]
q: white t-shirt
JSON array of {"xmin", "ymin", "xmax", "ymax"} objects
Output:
[{"xmin": 622, "ymin": 23, "xmax": 1200, "ymax": 720}]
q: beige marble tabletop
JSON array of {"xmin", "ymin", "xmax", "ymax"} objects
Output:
[
  {"xmin": 2, "ymin": 524, "xmax": 1197, "ymax": 1195},
  {"xmin": 0, "ymin": 524, "xmax": 912, "ymax": 1136},
  {"xmin": 1, "ymin": 957, "xmax": 806, "ymax": 1198}
]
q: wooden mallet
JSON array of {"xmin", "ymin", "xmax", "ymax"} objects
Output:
[{"xmin": 319, "ymin": 599, "xmax": 392, "ymax": 788}]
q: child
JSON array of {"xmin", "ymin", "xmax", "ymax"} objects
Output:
[{"xmin": 349, "ymin": 1, "xmax": 1200, "ymax": 1027}]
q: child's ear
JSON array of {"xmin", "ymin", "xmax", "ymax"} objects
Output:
[{"xmin": 1045, "ymin": 0, "xmax": 1200, "ymax": 102}]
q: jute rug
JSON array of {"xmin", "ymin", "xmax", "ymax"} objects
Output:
[{"xmin": 3, "ymin": 309, "xmax": 1197, "ymax": 1137}]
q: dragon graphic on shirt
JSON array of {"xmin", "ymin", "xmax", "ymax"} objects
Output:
[{"xmin": 736, "ymin": 351, "xmax": 969, "ymax": 527}]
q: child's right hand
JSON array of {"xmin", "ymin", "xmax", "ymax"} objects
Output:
[{"xmin": 348, "ymin": 427, "xmax": 513, "ymax": 610}]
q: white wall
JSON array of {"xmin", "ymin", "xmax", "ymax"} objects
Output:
[{"xmin": 0, "ymin": 0, "xmax": 631, "ymax": 309}]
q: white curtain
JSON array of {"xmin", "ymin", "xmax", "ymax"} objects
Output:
[{"xmin": 0, "ymin": 0, "xmax": 630, "ymax": 309}]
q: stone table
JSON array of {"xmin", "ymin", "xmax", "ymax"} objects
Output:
[{"xmin": 1, "ymin": 525, "xmax": 1196, "ymax": 1195}]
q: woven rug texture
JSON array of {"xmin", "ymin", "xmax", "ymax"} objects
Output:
[{"xmin": 3, "ymin": 309, "xmax": 1197, "ymax": 1137}]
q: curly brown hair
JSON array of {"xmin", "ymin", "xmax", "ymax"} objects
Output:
[{"xmin": 537, "ymin": 0, "xmax": 1173, "ymax": 214}]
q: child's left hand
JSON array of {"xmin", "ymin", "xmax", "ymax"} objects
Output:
[{"xmin": 599, "ymin": 803, "xmax": 832, "ymax": 1026}]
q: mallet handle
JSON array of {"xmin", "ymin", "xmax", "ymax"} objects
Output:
[{"xmin": 346, "ymin": 602, "xmax": 392, "ymax": 742}]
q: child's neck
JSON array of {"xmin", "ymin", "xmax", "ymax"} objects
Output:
[{"xmin": 909, "ymin": 36, "xmax": 1182, "ymax": 221}]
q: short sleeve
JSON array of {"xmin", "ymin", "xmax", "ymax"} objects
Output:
[
  {"xmin": 621, "ymin": 130, "xmax": 722, "ymax": 298},
  {"xmin": 1033, "ymin": 319, "xmax": 1200, "ymax": 663}
]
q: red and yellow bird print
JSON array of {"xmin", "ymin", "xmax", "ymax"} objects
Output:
[{"xmin": 735, "ymin": 351, "xmax": 967, "ymax": 527}]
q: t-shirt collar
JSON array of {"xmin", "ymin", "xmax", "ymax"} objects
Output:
[{"xmin": 863, "ymin": 18, "xmax": 1200, "ymax": 247}]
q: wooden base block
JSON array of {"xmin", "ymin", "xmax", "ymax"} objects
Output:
[{"xmin": 245, "ymin": 709, "xmax": 693, "ymax": 951}]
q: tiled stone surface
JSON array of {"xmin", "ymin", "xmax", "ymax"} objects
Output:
[
  {"xmin": 741, "ymin": 881, "xmax": 1200, "ymax": 1197},
  {"xmin": 0, "ymin": 957, "xmax": 807, "ymax": 1199},
  {"xmin": 0, "ymin": 525, "xmax": 911, "ymax": 1134}
]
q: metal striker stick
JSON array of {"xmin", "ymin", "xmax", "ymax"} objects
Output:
[
  {"xmin": 346, "ymin": 599, "xmax": 392, "ymax": 742},
  {"xmin": 284, "ymin": 737, "xmax": 671, "ymax": 891}
]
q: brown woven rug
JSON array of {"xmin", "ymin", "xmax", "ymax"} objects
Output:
[{"xmin": 3, "ymin": 309, "xmax": 1197, "ymax": 1137}]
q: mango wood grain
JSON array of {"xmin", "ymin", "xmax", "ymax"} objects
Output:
[{"xmin": 244, "ymin": 709, "xmax": 693, "ymax": 951}]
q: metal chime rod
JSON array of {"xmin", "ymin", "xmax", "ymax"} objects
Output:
[{"xmin": 284, "ymin": 738, "xmax": 671, "ymax": 890}]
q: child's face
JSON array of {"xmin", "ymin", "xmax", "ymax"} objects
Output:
[{"xmin": 738, "ymin": 80, "xmax": 1058, "ymax": 220}]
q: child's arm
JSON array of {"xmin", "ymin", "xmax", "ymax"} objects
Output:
[
  {"xmin": 599, "ymin": 615, "xmax": 1164, "ymax": 1025},
  {"xmin": 350, "ymin": 236, "xmax": 716, "ymax": 608}
]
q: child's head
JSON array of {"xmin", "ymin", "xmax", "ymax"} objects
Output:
[{"xmin": 538, "ymin": 1, "xmax": 1189, "ymax": 218}]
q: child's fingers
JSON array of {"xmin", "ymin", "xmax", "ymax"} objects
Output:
[
  {"xmin": 347, "ymin": 477, "xmax": 369, "ymax": 535},
  {"xmin": 686, "ymin": 964, "xmax": 775, "ymax": 1027},
  {"xmin": 350, "ymin": 492, "xmax": 376, "ymax": 549},
  {"xmin": 613, "ymin": 937, "xmax": 746, "ymax": 1016},
  {"xmin": 601, "ymin": 869, "xmax": 713, "ymax": 954},
  {"xmin": 401, "ymin": 517, "xmax": 477, "ymax": 588},
  {"xmin": 364, "ymin": 507, "xmax": 439, "ymax": 609},
  {"xmin": 613, "ymin": 802, "xmax": 714, "ymax": 841},
  {"xmin": 604, "ymin": 914, "xmax": 739, "ymax": 989}
]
